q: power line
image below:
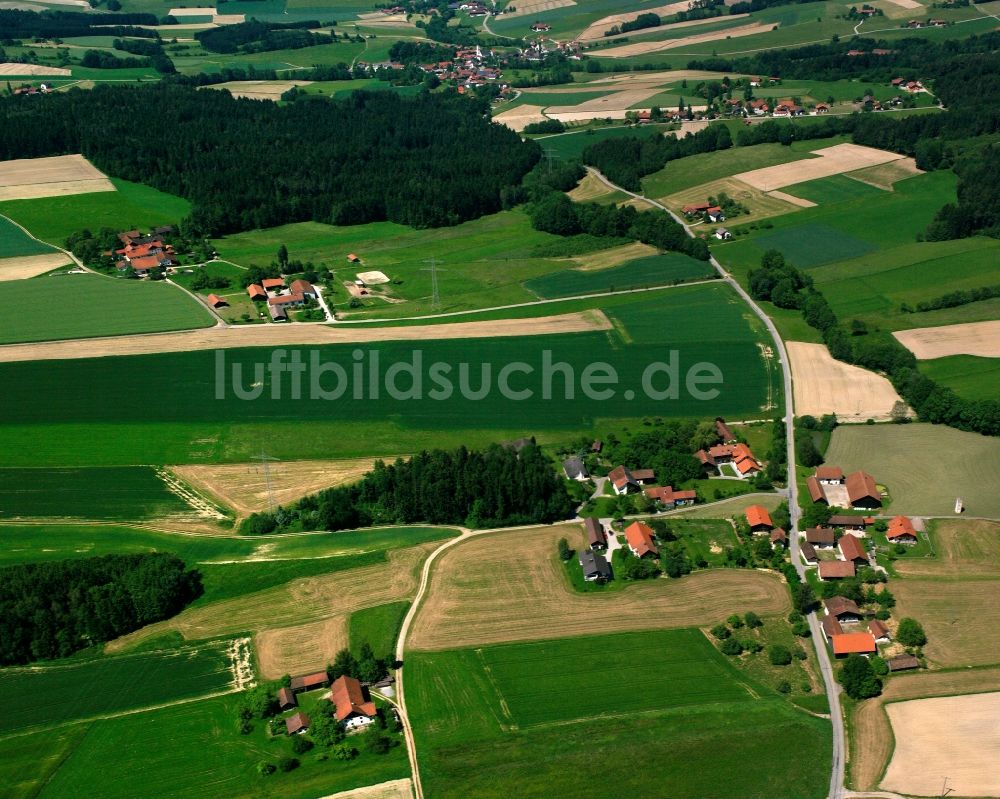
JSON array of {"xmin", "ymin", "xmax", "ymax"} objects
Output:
[{"xmin": 422, "ymin": 256, "xmax": 447, "ymax": 312}]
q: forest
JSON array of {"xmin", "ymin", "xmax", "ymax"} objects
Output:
[
  {"xmin": 194, "ymin": 20, "xmax": 337, "ymax": 54},
  {"xmin": 748, "ymin": 251, "xmax": 999, "ymax": 436},
  {"xmin": 0, "ymin": 85, "xmax": 538, "ymax": 235},
  {"xmin": 242, "ymin": 443, "xmax": 575, "ymax": 534},
  {"xmin": 0, "ymin": 554, "xmax": 202, "ymax": 665},
  {"xmin": 0, "ymin": 8, "xmax": 158, "ymax": 38}
]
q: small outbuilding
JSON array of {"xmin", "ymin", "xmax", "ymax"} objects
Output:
[
  {"xmin": 285, "ymin": 711, "xmax": 311, "ymax": 735},
  {"xmin": 277, "ymin": 687, "xmax": 297, "ymax": 711},
  {"xmin": 579, "ymin": 549, "xmax": 612, "ymax": 582},
  {"xmin": 745, "ymin": 505, "xmax": 773, "ymax": 533},
  {"xmin": 290, "ymin": 671, "xmax": 330, "ymax": 693},
  {"xmin": 584, "ymin": 518, "xmax": 607, "ymax": 550}
]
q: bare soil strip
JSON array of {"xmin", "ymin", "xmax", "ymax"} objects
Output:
[
  {"xmin": 0, "ymin": 63, "xmax": 71, "ymax": 75},
  {"xmin": 845, "ymin": 158, "xmax": 922, "ymax": 190},
  {"xmin": 766, "ymin": 189, "xmax": 817, "ymax": 208},
  {"xmin": 492, "ymin": 104, "xmax": 549, "ymax": 132},
  {"xmin": 882, "ymin": 692, "xmax": 1000, "ymax": 797},
  {"xmin": 314, "ymin": 779, "xmax": 413, "ymax": 799},
  {"xmin": 579, "ymin": 12, "xmax": 751, "ymax": 42},
  {"xmin": 0, "ymin": 154, "xmax": 115, "ymax": 201},
  {"xmin": 168, "ymin": 5, "xmax": 214, "ymax": 13},
  {"xmin": 208, "ymin": 80, "xmax": 311, "ymax": 100},
  {"xmin": 547, "ymin": 87, "xmax": 664, "ymax": 114},
  {"xmin": 171, "ymin": 458, "xmax": 382, "ymax": 518},
  {"xmin": 568, "ymin": 242, "xmax": 657, "ymax": 271},
  {"xmin": 256, "ymin": 615, "xmax": 349, "ymax": 679},
  {"xmin": 407, "ymin": 525, "xmax": 789, "ymax": 651},
  {"xmin": 735, "ymin": 143, "xmax": 904, "ymax": 191},
  {"xmin": 850, "ymin": 667, "xmax": 1000, "ymax": 791},
  {"xmin": 502, "ymin": 0, "xmax": 575, "ymax": 18},
  {"xmin": 576, "ymin": 0, "xmax": 705, "ymax": 40},
  {"xmin": 786, "ymin": 341, "xmax": 908, "ymax": 421},
  {"xmin": 883, "ymin": 0, "xmax": 922, "ymax": 8},
  {"xmin": 566, "ymin": 172, "xmax": 619, "ymax": 203},
  {"xmin": 592, "ymin": 22, "xmax": 772, "ymax": 57},
  {"xmin": 893, "ymin": 319, "xmax": 1000, "ymax": 359},
  {"xmin": 0, "ymin": 253, "xmax": 71, "ymax": 281},
  {"xmin": 0, "ymin": 310, "xmax": 611, "ymax": 363}
]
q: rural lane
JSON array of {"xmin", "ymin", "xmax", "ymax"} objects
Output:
[{"xmin": 587, "ymin": 166, "xmax": 847, "ymax": 799}]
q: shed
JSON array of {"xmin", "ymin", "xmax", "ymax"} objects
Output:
[
  {"xmin": 277, "ymin": 687, "xmax": 296, "ymax": 711},
  {"xmin": 584, "ymin": 517, "xmax": 607, "ymax": 550},
  {"xmin": 206, "ymin": 293, "xmax": 228, "ymax": 308},
  {"xmin": 819, "ymin": 561, "xmax": 856, "ymax": 580},
  {"xmin": 887, "ymin": 654, "xmax": 920, "ymax": 672},
  {"xmin": 831, "ymin": 632, "xmax": 877, "ymax": 657},
  {"xmin": 285, "ymin": 711, "xmax": 311, "ymax": 735},
  {"xmin": 290, "ymin": 671, "xmax": 330, "ymax": 693}
]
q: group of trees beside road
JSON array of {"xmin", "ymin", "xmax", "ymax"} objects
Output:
[
  {"xmin": 242, "ymin": 442, "xmax": 575, "ymax": 534},
  {"xmin": 0, "ymin": 84, "xmax": 538, "ymax": 236},
  {"xmin": 748, "ymin": 249, "xmax": 1000, "ymax": 436},
  {"xmin": 0, "ymin": 554, "xmax": 202, "ymax": 665}
]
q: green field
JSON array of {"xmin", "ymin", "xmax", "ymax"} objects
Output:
[
  {"xmin": 919, "ymin": 355, "xmax": 1000, "ymax": 402},
  {"xmin": 0, "ymin": 642, "xmax": 234, "ymax": 735},
  {"xmin": 0, "ymin": 287, "xmax": 779, "ymax": 465},
  {"xmin": 524, "ymin": 252, "xmax": 715, "ymax": 298},
  {"xmin": 0, "ymin": 216, "xmax": 57, "ymax": 259},
  {"xmin": 0, "ymin": 466, "xmax": 194, "ymax": 520},
  {"xmin": 0, "ymin": 274, "xmax": 215, "ymax": 344},
  {"xmin": 824, "ymin": 423, "xmax": 1000, "ymax": 519},
  {"xmin": 750, "ymin": 223, "xmax": 877, "ymax": 268},
  {"xmin": 1, "ymin": 693, "xmax": 409, "ymax": 799},
  {"xmin": 528, "ymin": 124, "xmax": 674, "ymax": 162},
  {"xmin": 408, "ymin": 628, "xmax": 830, "ymax": 798},
  {"xmin": 349, "ymin": 601, "xmax": 410, "ymax": 658},
  {"xmin": 0, "ymin": 179, "xmax": 191, "ymax": 246}
]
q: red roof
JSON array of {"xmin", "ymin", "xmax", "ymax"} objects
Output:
[
  {"xmin": 770, "ymin": 527, "xmax": 788, "ymax": 544},
  {"xmin": 330, "ymin": 675, "xmax": 376, "ymax": 722},
  {"xmin": 819, "ymin": 561, "xmax": 856, "ymax": 579},
  {"xmin": 268, "ymin": 292, "xmax": 305, "ymax": 307},
  {"xmin": 806, "ymin": 475, "xmax": 825, "ymax": 503},
  {"xmin": 645, "ymin": 486, "xmax": 696, "ymax": 503},
  {"xmin": 289, "ymin": 279, "xmax": 314, "ymax": 295},
  {"xmin": 262, "ymin": 277, "xmax": 285, "ymax": 289},
  {"xmin": 624, "ymin": 521, "xmax": 658, "ymax": 558},
  {"xmin": 206, "ymin": 293, "xmax": 226, "ymax": 307},
  {"xmin": 846, "ymin": 471, "xmax": 880, "ymax": 505},
  {"xmin": 887, "ymin": 516, "xmax": 917, "ymax": 540},
  {"xmin": 745, "ymin": 505, "xmax": 773, "ymax": 529},
  {"xmin": 816, "ymin": 465, "xmax": 843, "ymax": 481},
  {"xmin": 285, "ymin": 711, "xmax": 311, "ymax": 734},
  {"xmin": 832, "ymin": 632, "xmax": 877, "ymax": 655},
  {"xmin": 822, "ymin": 615, "xmax": 844, "ymax": 638},
  {"xmin": 869, "ymin": 619, "xmax": 890, "ymax": 639},
  {"xmin": 608, "ymin": 465, "xmax": 634, "ymax": 490},
  {"xmin": 839, "ymin": 535, "xmax": 867, "ymax": 563},
  {"xmin": 247, "ymin": 284, "xmax": 267, "ymax": 299},
  {"xmin": 347, "ymin": 253, "xmax": 360, "ymax": 261},
  {"xmin": 290, "ymin": 671, "xmax": 329, "ymax": 691}
]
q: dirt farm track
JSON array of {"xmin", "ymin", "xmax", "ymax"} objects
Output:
[{"xmin": 0, "ymin": 310, "xmax": 611, "ymax": 363}]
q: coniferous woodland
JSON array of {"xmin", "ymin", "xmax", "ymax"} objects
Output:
[
  {"xmin": 0, "ymin": 8, "xmax": 159, "ymax": 38},
  {"xmin": 0, "ymin": 554, "xmax": 202, "ymax": 665},
  {"xmin": 242, "ymin": 443, "xmax": 575, "ymax": 534},
  {"xmin": 0, "ymin": 84, "xmax": 538, "ymax": 235}
]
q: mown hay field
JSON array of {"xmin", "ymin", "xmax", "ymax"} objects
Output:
[
  {"xmin": 407, "ymin": 525, "xmax": 790, "ymax": 651},
  {"xmin": 919, "ymin": 354, "xmax": 1000, "ymax": 402},
  {"xmin": 824, "ymin": 423, "xmax": 1000, "ymax": 518},
  {"xmin": 0, "ymin": 642, "xmax": 235, "ymax": 735},
  {"xmin": 0, "ymin": 274, "xmax": 214, "ymax": 345},
  {"xmin": 0, "ymin": 154, "xmax": 114, "ymax": 201},
  {"xmin": 408, "ymin": 628, "xmax": 830, "ymax": 799}
]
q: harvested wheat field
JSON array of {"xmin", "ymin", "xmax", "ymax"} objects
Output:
[
  {"xmin": 0, "ymin": 309, "xmax": 611, "ymax": 363},
  {"xmin": 0, "ymin": 63, "xmax": 71, "ymax": 75},
  {"xmin": 895, "ymin": 519, "xmax": 1000, "ymax": 579},
  {"xmin": 884, "ymin": 0, "xmax": 923, "ymax": 7},
  {"xmin": 850, "ymin": 667, "xmax": 1000, "ymax": 791},
  {"xmin": 893, "ymin": 319, "xmax": 1000, "ymax": 359},
  {"xmin": 407, "ymin": 525, "xmax": 789, "ymax": 651},
  {"xmin": 168, "ymin": 5, "xmax": 214, "ymax": 13},
  {"xmin": 0, "ymin": 154, "xmax": 115, "ymax": 201},
  {"xmin": 664, "ymin": 177, "xmax": 804, "ymax": 223},
  {"xmin": 210, "ymin": 80, "xmax": 312, "ymax": 101},
  {"xmin": 549, "ymin": 87, "xmax": 664, "ymax": 115},
  {"xmin": 786, "ymin": 341, "xmax": 907, "ymax": 421},
  {"xmin": 846, "ymin": 158, "xmax": 923, "ymax": 190},
  {"xmin": 593, "ymin": 23, "xmax": 772, "ymax": 57},
  {"xmin": 893, "ymin": 578, "xmax": 1000, "ymax": 668},
  {"xmin": 212, "ymin": 12, "xmax": 244, "ymax": 23},
  {"xmin": 492, "ymin": 104, "xmax": 550, "ymax": 132},
  {"xmin": 503, "ymin": 0, "xmax": 574, "ymax": 17},
  {"xmin": 765, "ymin": 189, "xmax": 817, "ymax": 208},
  {"xmin": 547, "ymin": 106, "xmax": 706, "ymax": 124},
  {"xmin": 576, "ymin": 0, "xmax": 706, "ymax": 40},
  {"xmin": 0, "ymin": 253, "xmax": 70, "ymax": 281},
  {"xmin": 735, "ymin": 143, "xmax": 905, "ymax": 191},
  {"xmin": 567, "ymin": 172, "xmax": 621, "ymax": 203},
  {"xmin": 171, "ymin": 458, "xmax": 381, "ymax": 518},
  {"xmin": 882, "ymin": 692, "xmax": 1000, "ymax": 797},
  {"xmin": 108, "ymin": 541, "xmax": 437, "ymax": 652},
  {"xmin": 317, "ymin": 779, "xmax": 413, "ymax": 799},
  {"xmin": 568, "ymin": 241, "xmax": 657, "ymax": 270},
  {"xmin": 256, "ymin": 614, "xmax": 348, "ymax": 678}
]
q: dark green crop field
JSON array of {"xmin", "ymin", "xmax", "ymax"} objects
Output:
[
  {"xmin": 525, "ymin": 252, "xmax": 715, "ymax": 298},
  {"xmin": 0, "ymin": 215, "xmax": 57, "ymax": 258},
  {"xmin": 0, "ymin": 467, "xmax": 192, "ymax": 519},
  {"xmin": 0, "ymin": 286, "xmax": 778, "ymax": 465},
  {"xmin": 407, "ymin": 628, "xmax": 830, "ymax": 799}
]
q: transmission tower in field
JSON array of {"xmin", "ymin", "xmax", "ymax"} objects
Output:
[{"xmin": 422, "ymin": 256, "xmax": 446, "ymax": 313}]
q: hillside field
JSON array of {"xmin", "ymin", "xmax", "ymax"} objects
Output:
[
  {"xmin": 0, "ymin": 215, "xmax": 57, "ymax": 258},
  {"xmin": 0, "ymin": 274, "xmax": 215, "ymax": 344},
  {"xmin": 918, "ymin": 354, "xmax": 1000, "ymax": 400},
  {"xmin": 407, "ymin": 628, "xmax": 830, "ymax": 799},
  {"xmin": 822, "ymin": 423, "xmax": 1000, "ymax": 518},
  {"xmin": 0, "ymin": 642, "xmax": 236, "ymax": 735},
  {"xmin": 524, "ymin": 251, "xmax": 715, "ymax": 298},
  {"xmin": 0, "ymin": 286, "xmax": 779, "ymax": 465}
]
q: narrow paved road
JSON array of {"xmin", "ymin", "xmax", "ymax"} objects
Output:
[{"xmin": 587, "ymin": 166, "xmax": 846, "ymax": 799}]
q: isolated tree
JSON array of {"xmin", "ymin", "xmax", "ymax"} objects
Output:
[
  {"xmin": 744, "ymin": 612, "xmax": 762, "ymax": 629},
  {"xmin": 792, "ymin": 583, "xmax": 818, "ymax": 615},
  {"xmin": 796, "ymin": 434, "xmax": 824, "ymax": 467},
  {"xmin": 768, "ymin": 644, "xmax": 792, "ymax": 666},
  {"xmin": 557, "ymin": 538, "xmax": 572, "ymax": 561},
  {"xmin": 838, "ymin": 654, "xmax": 882, "ymax": 700},
  {"xmin": 277, "ymin": 244, "xmax": 289, "ymax": 269},
  {"xmin": 896, "ymin": 618, "xmax": 927, "ymax": 647}
]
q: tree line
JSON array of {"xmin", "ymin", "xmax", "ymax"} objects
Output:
[
  {"xmin": 748, "ymin": 250, "xmax": 999, "ymax": 436},
  {"xmin": 0, "ymin": 84, "xmax": 539, "ymax": 236},
  {"xmin": 0, "ymin": 8, "xmax": 158, "ymax": 38},
  {"xmin": 194, "ymin": 20, "xmax": 336, "ymax": 54},
  {"xmin": 902, "ymin": 283, "xmax": 1000, "ymax": 314},
  {"xmin": 0, "ymin": 554, "xmax": 202, "ymax": 665},
  {"xmin": 242, "ymin": 442, "xmax": 575, "ymax": 534}
]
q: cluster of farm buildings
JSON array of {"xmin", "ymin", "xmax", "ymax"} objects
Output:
[
  {"xmin": 113, "ymin": 227, "xmax": 179, "ymax": 276},
  {"xmin": 279, "ymin": 672, "xmax": 380, "ymax": 736},
  {"xmin": 244, "ymin": 276, "xmax": 319, "ymax": 321},
  {"xmin": 362, "ymin": 44, "xmax": 506, "ymax": 92}
]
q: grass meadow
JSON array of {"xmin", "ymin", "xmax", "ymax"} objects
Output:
[
  {"xmin": 349, "ymin": 601, "xmax": 410, "ymax": 658},
  {"xmin": 1, "ymin": 693, "xmax": 410, "ymax": 799},
  {"xmin": 919, "ymin": 355, "xmax": 1000, "ymax": 401},
  {"xmin": 0, "ymin": 466, "xmax": 193, "ymax": 520},
  {"xmin": 824, "ymin": 423, "xmax": 1000, "ymax": 518},
  {"xmin": 407, "ymin": 628, "xmax": 830, "ymax": 798},
  {"xmin": 0, "ymin": 179, "xmax": 191, "ymax": 246},
  {"xmin": 0, "ymin": 216, "xmax": 57, "ymax": 258},
  {"xmin": 524, "ymin": 251, "xmax": 715, "ymax": 298},
  {"xmin": 0, "ymin": 642, "xmax": 234, "ymax": 735},
  {"xmin": 0, "ymin": 286, "xmax": 779, "ymax": 465}
]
